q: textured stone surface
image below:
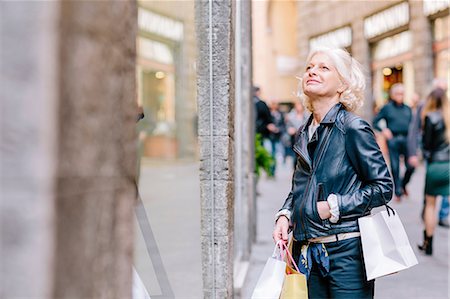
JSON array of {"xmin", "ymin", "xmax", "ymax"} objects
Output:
[
  {"xmin": 53, "ymin": 1, "xmax": 137, "ymax": 298},
  {"xmin": 201, "ymin": 236, "xmax": 233, "ymax": 291},
  {"xmin": 200, "ymin": 180, "xmax": 234, "ymax": 210},
  {"xmin": 233, "ymin": 0, "xmax": 255, "ymax": 280},
  {"xmin": 409, "ymin": 1, "xmax": 434, "ymax": 94},
  {"xmin": 196, "ymin": 0, "xmax": 235, "ymax": 297}
]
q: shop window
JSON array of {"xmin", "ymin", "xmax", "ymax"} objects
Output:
[{"xmin": 382, "ymin": 65, "xmax": 403, "ymax": 98}]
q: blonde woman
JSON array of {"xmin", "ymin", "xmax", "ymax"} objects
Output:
[
  {"xmin": 272, "ymin": 47, "xmax": 393, "ymax": 299},
  {"xmin": 418, "ymin": 88, "xmax": 450, "ymax": 255}
]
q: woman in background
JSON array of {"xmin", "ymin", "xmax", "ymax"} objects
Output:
[{"xmin": 418, "ymin": 88, "xmax": 450, "ymax": 255}]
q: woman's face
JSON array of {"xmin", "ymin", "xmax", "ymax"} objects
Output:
[{"xmin": 302, "ymin": 52, "xmax": 343, "ymax": 100}]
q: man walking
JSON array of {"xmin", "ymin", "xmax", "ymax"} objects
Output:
[{"xmin": 373, "ymin": 83, "xmax": 413, "ymax": 201}]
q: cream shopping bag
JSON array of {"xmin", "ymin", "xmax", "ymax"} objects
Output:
[
  {"xmin": 251, "ymin": 241, "xmax": 287, "ymax": 299},
  {"xmin": 358, "ymin": 206, "xmax": 418, "ymax": 281}
]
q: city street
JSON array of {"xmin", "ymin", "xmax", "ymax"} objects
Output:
[{"xmin": 241, "ymin": 159, "xmax": 449, "ymax": 299}]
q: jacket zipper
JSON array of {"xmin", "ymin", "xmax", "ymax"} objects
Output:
[{"xmin": 293, "ymin": 125, "xmax": 334, "ymax": 239}]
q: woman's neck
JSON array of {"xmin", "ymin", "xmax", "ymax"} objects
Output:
[{"xmin": 311, "ymin": 95, "xmax": 340, "ymax": 124}]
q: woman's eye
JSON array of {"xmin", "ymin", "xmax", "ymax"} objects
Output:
[
  {"xmin": 321, "ymin": 66, "xmax": 329, "ymax": 70},
  {"xmin": 306, "ymin": 66, "xmax": 311, "ymax": 71}
]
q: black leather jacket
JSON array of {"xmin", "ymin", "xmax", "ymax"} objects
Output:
[
  {"xmin": 280, "ymin": 104, "xmax": 393, "ymax": 241},
  {"xmin": 422, "ymin": 111, "xmax": 450, "ymax": 163}
]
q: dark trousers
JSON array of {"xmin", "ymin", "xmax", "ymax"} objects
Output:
[
  {"xmin": 293, "ymin": 237, "xmax": 374, "ymax": 299},
  {"xmin": 387, "ymin": 135, "xmax": 414, "ymax": 196}
]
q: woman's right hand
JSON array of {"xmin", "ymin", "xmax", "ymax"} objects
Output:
[{"xmin": 272, "ymin": 216, "xmax": 289, "ymax": 244}]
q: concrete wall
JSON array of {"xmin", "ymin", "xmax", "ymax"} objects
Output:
[{"xmin": 1, "ymin": 1, "xmax": 138, "ymax": 298}]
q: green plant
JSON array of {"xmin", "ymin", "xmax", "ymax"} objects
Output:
[{"xmin": 255, "ymin": 133, "xmax": 275, "ymax": 177}]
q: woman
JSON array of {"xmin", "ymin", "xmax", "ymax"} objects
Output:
[
  {"xmin": 272, "ymin": 47, "xmax": 393, "ymax": 299},
  {"xmin": 418, "ymin": 88, "xmax": 450, "ymax": 255}
]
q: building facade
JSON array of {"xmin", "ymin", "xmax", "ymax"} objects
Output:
[
  {"xmin": 297, "ymin": 0, "xmax": 449, "ymax": 119},
  {"xmin": 252, "ymin": 0, "xmax": 300, "ymax": 104}
]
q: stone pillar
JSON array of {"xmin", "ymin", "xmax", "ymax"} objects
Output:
[
  {"xmin": 196, "ymin": 0, "xmax": 235, "ymax": 297},
  {"xmin": 1, "ymin": 1, "xmax": 137, "ymax": 298},
  {"xmin": 0, "ymin": 2, "xmax": 59, "ymax": 297},
  {"xmin": 352, "ymin": 18, "xmax": 374, "ymax": 121},
  {"xmin": 410, "ymin": 1, "xmax": 434, "ymax": 97},
  {"xmin": 53, "ymin": 2, "xmax": 137, "ymax": 298},
  {"xmin": 233, "ymin": 0, "xmax": 254, "ymax": 295}
]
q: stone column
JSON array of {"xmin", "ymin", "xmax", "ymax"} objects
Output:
[
  {"xmin": 352, "ymin": 18, "xmax": 374, "ymax": 121},
  {"xmin": 410, "ymin": 1, "xmax": 434, "ymax": 98},
  {"xmin": 1, "ymin": 1, "xmax": 137, "ymax": 298},
  {"xmin": 196, "ymin": 0, "xmax": 235, "ymax": 297},
  {"xmin": 0, "ymin": 2, "xmax": 59, "ymax": 297},
  {"xmin": 233, "ymin": 0, "xmax": 254, "ymax": 295},
  {"xmin": 53, "ymin": 2, "xmax": 137, "ymax": 298}
]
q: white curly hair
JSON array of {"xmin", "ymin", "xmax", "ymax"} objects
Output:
[{"xmin": 298, "ymin": 47, "xmax": 366, "ymax": 112}]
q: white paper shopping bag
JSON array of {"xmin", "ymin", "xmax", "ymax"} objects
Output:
[
  {"xmin": 358, "ymin": 207, "xmax": 418, "ymax": 281},
  {"xmin": 251, "ymin": 241, "xmax": 287, "ymax": 299}
]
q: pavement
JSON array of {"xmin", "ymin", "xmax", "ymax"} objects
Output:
[
  {"xmin": 240, "ymin": 158, "xmax": 449, "ymax": 299},
  {"xmin": 135, "ymin": 159, "xmax": 202, "ymax": 299}
]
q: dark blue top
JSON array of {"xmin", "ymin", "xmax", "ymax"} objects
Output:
[{"xmin": 373, "ymin": 101, "xmax": 412, "ymax": 136}]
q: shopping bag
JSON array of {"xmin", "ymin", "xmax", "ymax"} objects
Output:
[
  {"xmin": 251, "ymin": 241, "xmax": 287, "ymax": 299},
  {"xmin": 358, "ymin": 207, "xmax": 418, "ymax": 281},
  {"xmin": 280, "ymin": 241, "xmax": 308, "ymax": 299}
]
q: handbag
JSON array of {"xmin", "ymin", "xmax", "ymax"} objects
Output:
[
  {"xmin": 358, "ymin": 187, "xmax": 418, "ymax": 281},
  {"xmin": 280, "ymin": 241, "xmax": 308, "ymax": 299},
  {"xmin": 251, "ymin": 241, "xmax": 287, "ymax": 299}
]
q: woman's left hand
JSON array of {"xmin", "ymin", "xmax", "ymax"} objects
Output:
[{"xmin": 317, "ymin": 201, "xmax": 331, "ymax": 220}]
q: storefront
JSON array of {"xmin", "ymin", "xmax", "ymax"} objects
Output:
[
  {"xmin": 137, "ymin": 7, "xmax": 197, "ymax": 160},
  {"xmin": 364, "ymin": 2, "xmax": 415, "ymax": 108},
  {"xmin": 134, "ymin": 4, "xmax": 201, "ymax": 298},
  {"xmin": 309, "ymin": 26, "xmax": 352, "ymax": 53}
]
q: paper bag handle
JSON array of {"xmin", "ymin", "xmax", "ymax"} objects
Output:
[{"xmin": 280, "ymin": 242, "xmax": 300, "ymax": 273}]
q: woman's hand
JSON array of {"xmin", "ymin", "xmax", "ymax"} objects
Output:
[
  {"xmin": 317, "ymin": 201, "xmax": 331, "ymax": 220},
  {"xmin": 273, "ymin": 216, "xmax": 289, "ymax": 244}
]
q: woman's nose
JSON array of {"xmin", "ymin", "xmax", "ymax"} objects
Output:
[{"xmin": 308, "ymin": 67, "xmax": 317, "ymax": 76}]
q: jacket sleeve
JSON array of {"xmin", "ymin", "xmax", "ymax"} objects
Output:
[
  {"xmin": 279, "ymin": 171, "xmax": 295, "ymax": 213},
  {"xmin": 372, "ymin": 106, "xmax": 386, "ymax": 132},
  {"xmin": 337, "ymin": 118, "xmax": 393, "ymax": 218}
]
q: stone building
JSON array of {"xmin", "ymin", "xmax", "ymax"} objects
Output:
[{"xmin": 253, "ymin": 0, "xmax": 449, "ymax": 120}]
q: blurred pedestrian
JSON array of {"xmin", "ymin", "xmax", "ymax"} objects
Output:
[
  {"xmin": 268, "ymin": 101, "xmax": 285, "ymax": 176},
  {"xmin": 283, "ymin": 102, "xmax": 308, "ymax": 169},
  {"xmin": 373, "ymin": 83, "xmax": 413, "ymax": 201},
  {"xmin": 254, "ymin": 86, "xmax": 276, "ymax": 143},
  {"xmin": 272, "ymin": 47, "xmax": 393, "ymax": 299},
  {"xmin": 408, "ymin": 79, "xmax": 449, "ymax": 228},
  {"xmin": 418, "ymin": 88, "xmax": 450, "ymax": 255}
]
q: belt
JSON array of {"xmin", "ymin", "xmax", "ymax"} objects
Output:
[{"xmin": 308, "ymin": 232, "xmax": 361, "ymax": 243}]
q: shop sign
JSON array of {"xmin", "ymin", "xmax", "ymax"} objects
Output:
[
  {"xmin": 276, "ymin": 55, "xmax": 300, "ymax": 74},
  {"xmin": 138, "ymin": 8, "xmax": 183, "ymax": 42},
  {"xmin": 309, "ymin": 26, "xmax": 352, "ymax": 49},
  {"xmin": 424, "ymin": 0, "xmax": 449, "ymax": 16},
  {"xmin": 373, "ymin": 31, "xmax": 412, "ymax": 61},
  {"xmin": 138, "ymin": 37, "xmax": 173, "ymax": 65},
  {"xmin": 364, "ymin": 2, "xmax": 409, "ymax": 39}
]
